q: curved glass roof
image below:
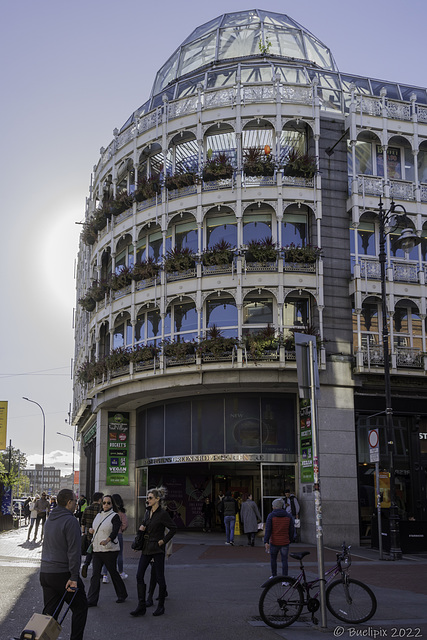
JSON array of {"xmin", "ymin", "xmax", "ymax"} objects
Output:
[{"xmin": 152, "ymin": 9, "xmax": 337, "ymax": 96}]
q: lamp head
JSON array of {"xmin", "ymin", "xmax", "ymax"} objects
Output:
[{"xmin": 393, "ymin": 228, "xmax": 421, "ymax": 252}]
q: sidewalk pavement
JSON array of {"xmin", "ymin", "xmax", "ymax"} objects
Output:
[{"xmin": 1, "ymin": 522, "xmax": 427, "ymax": 640}]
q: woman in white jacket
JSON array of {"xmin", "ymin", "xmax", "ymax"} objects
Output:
[{"xmin": 87, "ymin": 495, "xmax": 128, "ymax": 607}]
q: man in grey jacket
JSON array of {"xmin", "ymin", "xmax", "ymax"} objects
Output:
[{"xmin": 40, "ymin": 488, "xmax": 88, "ymax": 640}]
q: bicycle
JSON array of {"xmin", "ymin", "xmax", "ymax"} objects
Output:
[{"xmin": 259, "ymin": 542, "xmax": 377, "ymax": 629}]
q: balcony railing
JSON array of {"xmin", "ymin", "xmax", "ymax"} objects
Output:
[
  {"xmin": 358, "ymin": 257, "xmax": 419, "ymax": 284},
  {"xmin": 357, "ymin": 345, "xmax": 424, "ymax": 369}
]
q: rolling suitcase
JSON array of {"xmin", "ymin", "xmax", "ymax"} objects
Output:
[{"xmin": 18, "ymin": 589, "xmax": 78, "ymax": 640}]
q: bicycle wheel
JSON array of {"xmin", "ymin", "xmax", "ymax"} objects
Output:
[
  {"xmin": 259, "ymin": 576, "xmax": 304, "ymax": 628},
  {"xmin": 326, "ymin": 578, "xmax": 377, "ymax": 624}
]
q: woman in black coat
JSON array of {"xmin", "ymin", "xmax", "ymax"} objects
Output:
[{"xmin": 130, "ymin": 486, "xmax": 177, "ymax": 618}]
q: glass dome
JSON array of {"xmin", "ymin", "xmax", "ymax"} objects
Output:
[{"xmin": 152, "ymin": 9, "xmax": 337, "ymax": 96}]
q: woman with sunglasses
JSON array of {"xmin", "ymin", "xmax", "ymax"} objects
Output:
[
  {"xmin": 87, "ymin": 495, "xmax": 128, "ymax": 607},
  {"xmin": 130, "ymin": 486, "xmax": 177, "ymax": 617}
]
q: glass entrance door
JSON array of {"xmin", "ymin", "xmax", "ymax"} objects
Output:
[
  {"xmin": 136, "ymin": 466, "xmax": 148, "ymax": 527},
  {"xmin": 261, "ymin": 463, "xmax": 297, "ymax": 522}
]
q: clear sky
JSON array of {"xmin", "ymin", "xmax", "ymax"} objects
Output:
[{"xmin": 1, "ymin": 0, "xmax": 426, "ymax": 474}]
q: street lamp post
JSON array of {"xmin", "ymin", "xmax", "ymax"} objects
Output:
[
  {"xmin": 57, "ymin": 432, "xmax": 75, "ymax": 491},
  {"xmin": 377, "ymin": 197, "xmax": 420, "ymax": 561},
  {"xmin": 22, "ymin": 397, "xmax": 46, "ymax": 492}
]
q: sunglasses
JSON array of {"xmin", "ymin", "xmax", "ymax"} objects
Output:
[
  {"xmin": 147, "ymin": 496, "xmax": 155, "ymax": 501},
  {"xmin": 103, "ymin": 501, "xmax": 112, "ymax": 505}
]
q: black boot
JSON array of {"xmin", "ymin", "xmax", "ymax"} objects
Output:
[
  {"xmin": 153, "ymin": 586, "xmax": 166, "ymax": 616},
  {"xmin": 146, "ymin": 565, "xmax": 156, "ymax": 607},
  {"xmin": 130, "ymin": 583, "xmax": 146, "ymax": 617}
]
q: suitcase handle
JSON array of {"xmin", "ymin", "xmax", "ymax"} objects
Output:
[
  {"xmin": 53, "ymin": 588, "xmax": 79, "ymax": 625},
  {"xmin": 19, "ymin": 631, "xmax": 36, "ymax": 640}
]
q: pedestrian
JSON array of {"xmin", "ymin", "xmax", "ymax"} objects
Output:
[
  {"xmin": 49, "ymin": 496, "xmax": 57, "ymax": 514},
  {"xmin": 39, "ymin": 488, "xmax": 88, "ymax": 640},
  {"xmin": 86, "ymin": 495, "xmax": 127, "ymax": 607},
  {"xmin": 23, "ymin": 497, "xmax": 31, "ymax": 525},
  {"xmin": 112, "ymin": 493, "xmax": 128, "ymax": 579},
  {"xmin": 27, "ymin": 496, "xmax": 38, "ymax": 540},
  {"xmin": 33, "ymin": 492, "xmax": 50, "ymax": 542},
  {"xmin": 283, "ymin": 488, "xmax": 300, "ymax": 541},
  {"xmin": 80, "ymin": 492, "xmax": 103, "ymax": 579},
  {"xmin": 264, "ymin": 498, "xmax": 295, "ymax": 578},
  {"xmin": 240, "ymin": 493, "xmax": 261, "ymax": 546},
  {"xmin": 130, "ymin": 486, "xmax": 177, "ymax": 618},
  {"xmin": 221, "ymin": 491, "xmax": 239, "ymax": 546},
  {"xmin": 202, "ymin": 496, "xmax": 213, "ymax": 532}
]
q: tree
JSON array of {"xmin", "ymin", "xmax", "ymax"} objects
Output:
[{"xmin": 0, "ymin": 446, "xmax": 29, "ymax": 495}]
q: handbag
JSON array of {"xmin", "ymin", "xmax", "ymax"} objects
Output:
[{"xmin": 131, "ymin": 530, "xmax": 145, "ymax": 551}]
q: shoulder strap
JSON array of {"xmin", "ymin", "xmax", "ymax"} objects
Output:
[{"xmin": 92, "ymin": 513, "xmax": 113, "ymax": 542}]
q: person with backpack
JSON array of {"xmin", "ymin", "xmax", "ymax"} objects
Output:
[{"xmin": 264, "ymin": 498, "xmax": 295, "ymax": 578}]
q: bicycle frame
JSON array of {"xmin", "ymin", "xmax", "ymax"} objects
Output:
[{"xmin": 292, "ymin": 558, "xmax": 343, "ymax": 603}]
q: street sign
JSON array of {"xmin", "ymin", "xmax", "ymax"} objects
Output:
[{"xmin": 368, "ymin": 428, "xmax": 379, "ymax": 463}]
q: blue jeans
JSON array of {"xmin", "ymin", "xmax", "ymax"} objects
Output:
[
  {"xmin": 224, "ymin": 515, "xmax": 236, "ymax": 543},
  {"xmin": 269, "ymin": 544, "xmax": 290, "ymax": 576}
]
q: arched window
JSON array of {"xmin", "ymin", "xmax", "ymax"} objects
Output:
[
  {"xmin": 115, "ymin": 235, "xmax": 134, "ymax": 273},
  {"xmin": 205, "ymin": 123, "xmax": 236, "ymax": 164},
  {"xmin": 113, "ymin": 313, "xmax": 132, "ymax": 349},
  {"xmin": 242, "ymin": 119, "xmax": 274, "ymax": 160},
  {"xmin": 168, "ymin": 213, "xmax": 198, "ymax": 252},
  {"xmin": 135, "ymin": 307, "xmax": 162, "ymax": 345},
  {"xmin": 393, "ymin": 300, "xmax": 422, "ymax": 350},
  {"xmin": 283, "ymin": 294, "xmax": 310, "ymax": 329},
  {"xmin": 243, "ymin": 291, "xmax": 274, "ymax": 334},
  {"xmin": 138, "ymin": 143, "xmax": 164, "ymax": 178},
  {"xmin": 205, "ymin": 294, "xmax": 238, "ymax": 337},
  {"xmin": 205, "ymin": 206, "xmax": 237, "ymax": 248},
  {"xmin": 243, "ymin": 204, "xmax": 272, "ymax": 244},
  {"xmin": 168, "ymin": 132, "xmax": 198, "ymax": 174},
  {"xmin": 164, "ymin": 298, "xmax": 198, "ymax": 342},
  {"xmin": 282, "ymin": 205, "xmax": 309, "ymax": 247},
  {"xmin": 136, "ymin": 225, "xmax": 163, "ymax": 263},
  {"xmin": 280, "ymin": 120, "xmax": 308, "ymax": 164}
]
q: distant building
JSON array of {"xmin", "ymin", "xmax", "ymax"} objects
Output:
[
  {"xmin": 59, "ymin": 473, "xmax": 75, "ymax": 491},
  {"xmin": 23, "ymin": 465, "xmax": 61, "ymax": 495}
]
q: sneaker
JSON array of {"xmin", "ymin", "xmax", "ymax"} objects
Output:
[
  {"xmin": 120, "ymin": 572, "xmax": 128, "ymax": 580},
  {"xmin": 225, "ymin": 542, "xmax": 230, "ymax": 545},
  {"xmin": 102, "ymin": 575, "xmax": 109, "ymax": 584},
  {"xmin": 81, "ymin": 565, "xmax": 88, "ymax": 579},
  {"xmin": 229, "ymin": 541, "xmax": 234, "ymax": 546}
]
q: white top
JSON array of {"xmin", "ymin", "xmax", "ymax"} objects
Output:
[{"xmin": 91, "ymin": 510, "xmax": 120, "ymax": 553}]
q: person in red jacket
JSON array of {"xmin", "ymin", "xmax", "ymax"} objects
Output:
[{"xmin": 264, "ymin": 498, "xmax": 295, "ymax": 578}]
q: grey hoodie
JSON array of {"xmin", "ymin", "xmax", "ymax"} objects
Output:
[{"xmin": 40, "ymin": 505, "xmax": 81, "ymax": 581}]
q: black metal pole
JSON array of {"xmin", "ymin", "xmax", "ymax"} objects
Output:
[{"xmin": 378, "ymin": 199, "xmax": 402, "ymax": 560}]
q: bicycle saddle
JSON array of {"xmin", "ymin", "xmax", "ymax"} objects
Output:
[{"xmin": 290, "ymin": 551, "xmax": 310, "ymax": 560}]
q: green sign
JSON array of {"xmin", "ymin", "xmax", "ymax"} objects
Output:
[
  {"xmin": 299, "ymin": 400, "xmax": 313, "ymax": 483},
  {"xmin": 107, "ymin": 412, "xmax": 129, "ymax": 486}
]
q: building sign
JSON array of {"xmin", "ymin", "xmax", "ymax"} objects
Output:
[
  {"xmin": 376, "ymin": 145, "xmax": 401, "ymax": 179},
  {"xmin": 107, "ymin": 412, "xmax": 129, "ymax": 486},
  {"xmin": 300, "ymin": 399, "xmax": 314, "ymax": 483},
  {"xmin": 0, "ymin": 401, "xmax": 8, "ymax": 450}
]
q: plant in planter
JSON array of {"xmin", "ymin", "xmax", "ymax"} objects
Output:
[
  {"xmin": 197, "ymin": 325, "xmax": 238, "ymax": 357},
  {"xmin": 243, "ymin": 147, "xmax": 275, "ymax": 177},
  {"xmin": 245, "ymin": 325, "xmax": 279, "ymax": 359},
  {"xmin": 246, "ymin": 237, "xmax": 278, "ymax": 263},
  {"xmin": 134, "ymin": 174, "xmax": 161, "ymax": 202},
  {"xmin": 165, "ymin": 171, "xmax": 197, "ymax": 191},
  {"xmin": 109, "ymin": 265, "xmax": 133, "ymax": 291},
  {"xmin": 78, "ymin": 292, "xmax": 96, "ymax": 312},
  {"xmin": 161, "ymin": 339, "xmax": 197, "ymax": 360},
  {"xmin": 88, "ymin": 280, "xmax": 109, "ymax": 302},
  {"xmin": 283, "ymin": 325, "xmax": 321, "ymax": 351},
  {"xmin": 202, "ymin": 240, "xmax": 234, "ymax": 266},
  {"xmin": 107, "ymin": 191, "xmax": 134, "ymax": 216},
  {"xmin": 105, "ymin": 347, "xmax": 131, "ymax": 371},
  {"xmin": 92, "ymin": 207, "xmax": 108, "ymax": 231},
  {"xmin": 283, "ymin": 243, "xmax": 321, "ymax": 263},
  {"xmin": 202, "ymin": 153, "xmax": 234, "ymax": 181},
  {"xmin": 283, "ymin": 149, "xmax": 316, "ymax": 178},
  {"xmin": 76, "ymin": 358, "xmax": 107, "ymax": 384},
  {"xmin": 81, "ymin": 220, "xmax": 98, "ymax": 246},
  {"xmin": 129, "ymin": 344, "xmax": 159, "ymax": 363},
  {"xmin": 164, "ymin": 247, "xmax": 196, "ymax": 273},
  {"xmin": 131, "ymin": 257, "xmax": 160, "ymax": 281}
]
